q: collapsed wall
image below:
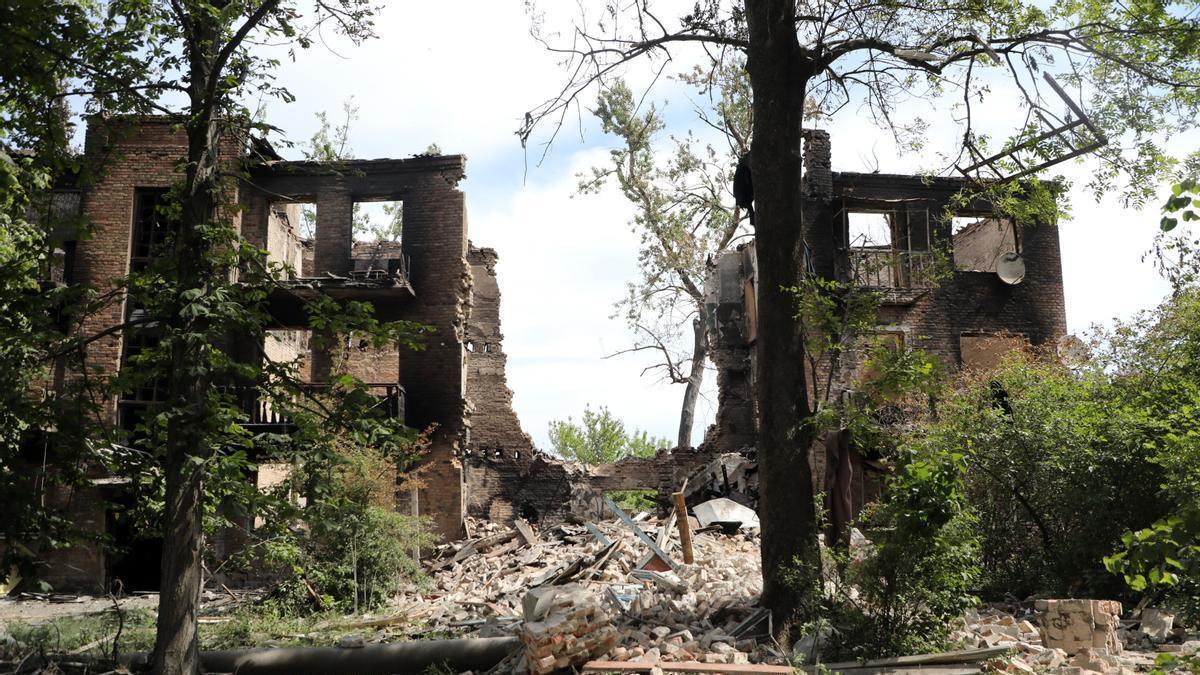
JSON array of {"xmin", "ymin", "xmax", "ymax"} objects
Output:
[{"xmin": 460, "ymin": 245, "xmax": 723, "ymax": 525}]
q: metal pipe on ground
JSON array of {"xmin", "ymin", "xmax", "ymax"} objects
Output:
[
  {"xmin": 193, "ymin": 637, "xmax": 520, "ymax": 674},
  {"xmin": 9, "ymin": 636, "xmax": 521, "ymax": 674}
]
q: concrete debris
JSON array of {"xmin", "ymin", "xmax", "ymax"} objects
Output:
[
  {"xmin": 1139, "ymin": 608, "xmax": 1175, "ymax": 640},
  {"xmin": 398, "ymin": 515, "xmax": 782, "ymax": 672},
  {"xmin": 398, "ymin": 517, "xmax": 1188, "ymax": 674},
  {"xmin": 948, "ymin": 603, "xmax": 1192, "ymax": 675},
  {"xmin": 692, "ymin": 498, "xmax": 760, "ymax": 530},
  {"xmin": 1035, "ymin": 599, "xmax": 1123, "ymax": 655}
]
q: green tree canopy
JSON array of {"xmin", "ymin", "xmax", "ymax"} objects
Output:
[{"xmin": 548, "ymin": 405, "xmax": 670, "ymax": 465}]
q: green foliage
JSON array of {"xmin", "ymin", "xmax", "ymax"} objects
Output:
[
  {"xmin": 547, "ymin": 405, "xmax": 669, "ymax": 464},
  {"xmin": 1, "ymin": 608, "xmax": 159, "ymax": 659},
  {"xmin": 818, "ymin": 444, "xmax": 980, "ymax": 660},
  {"xmin": 582, "ymin": 54, "xmax": 753, "ymax": 445},
  {"xmin": 1099, "ymin": 286, "xmax": 1200, "ymax": 621},
  {"xmin": 607, "ymin": 489, "xmax": 659, "ymax": 513},
  {"xmin": 1149, "ymin": 651, "xmax": 1200, "ymax": 675},
  {"xmin": 0, "ymin": 0, "xmax": 147, "ymax": 586},
  {"xmin": 918, "ymin": 350, "xmax": 1171, "ymax": 599},
  {"xmin": 257, "ymin": 439, "xmax": 437, "ymax": 615},
  {"xmin": 1150, "ymin": 177, "xmax": 1200, "ymax": 291}
]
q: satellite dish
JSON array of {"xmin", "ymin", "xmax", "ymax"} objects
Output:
[
  {"xmin": 996, "ymin": 252, "xmax": 1026, "ymax": 285},
  {"xmin": 1056, "ymin": 335, "xmax": 1089, "ymax": 367}
]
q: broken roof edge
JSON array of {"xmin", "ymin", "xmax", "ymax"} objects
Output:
[
  {"xmin": 833, "ymin": 170, "xmax": 1061, "ymax": 191},
  {"xmin": 251, "ymin": 153, "xmax": 466, "ymax": 179}
]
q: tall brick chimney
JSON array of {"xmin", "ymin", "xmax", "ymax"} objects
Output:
[{"xmin": 801, "ymin": 129, "xmax": 832, "ymax": 201}]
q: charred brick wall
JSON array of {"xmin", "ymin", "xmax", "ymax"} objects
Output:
[
  {"xmin": 38, "ymin": 117, "xmax": 247, "ymax": 590},
  {"xmin": 248, "ymin": 155, "xmax": 473, "ymax": 540},
  {"xmin": 464, "ymin": 245, "xmax": 535, "ymax": 455},
  {"xmin": 703, "ymin": 131, "xmax": 1068, "ymax": 459},
  {"xmin": 831, "ymin": 172, "xmax": 1068, "ymax": 371},
  {"xmin": 462, "ymin": 447, "xmax": 719, "ymax": 525}
]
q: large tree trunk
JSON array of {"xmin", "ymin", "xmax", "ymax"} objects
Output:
[
  {"xmin": 151, "ymin": 39, "xmax": 223, "ymax": 675},
  {"xmin": 745, "ymin": 0, "xmax": 821, "ymax": 627},
  {"xmin": 676, "ymin": 316, "xmax": 708, "ymax": 448}
]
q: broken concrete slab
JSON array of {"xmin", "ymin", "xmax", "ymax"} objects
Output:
[
  {"xmin": 693, "ymin": 498, "xmax": 760, "ymax": 530},
  {"xmin": 1035, "ymin": 599, "xmax": 1123, "ymax": 656}
]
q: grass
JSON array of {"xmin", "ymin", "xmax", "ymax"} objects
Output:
[
  {"xmin": 0, "ymin": 606, "xmax": 382, "ymax": 661},
  {"xmin": 2, "ymin": 607, "xmax": 159, "ymax": 658}
]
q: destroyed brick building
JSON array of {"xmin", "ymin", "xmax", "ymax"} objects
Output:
[
  {"xmin": 19, "ymin": 118, "xmax": 1068, "ymax": 593},
  {"xmin": 24, "ymin": 115, "xmax": 507, "ymax": 590},
  {"xmin": 705, "ymin": 130, "xmax": 1068, "ymax": 520}
]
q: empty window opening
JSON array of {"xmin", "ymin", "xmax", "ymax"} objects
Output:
[
  {"xmin": 120, "ymin": 190, "xmax": 177, "ymax": 438},
  {"xmin": 353, "ymin": 199, "xmax": 403, "ymax": 243},
  {"xmin": 268, "ymin": 201, "xmax": 308, "ymax": 276},
  {"xmin": 952, "ymin": 216, "xmax": 1017, "ymax": 273},
  {"xmin": 129, "ymin": 189, "xmax": 176, "ymax": 272},
  {"xmin": 858, "ymin": 331, "xmax": 906, "ymax": 388},
  {"xmin": 606, "ymin": 489, "xmax": 659, "ymax": 514},
  {"xmin": 845, "ymin": 210, "xmax": 932, "ymax": 289},
  {"xmin": 960, "ymin": 333, "xmax": 1027, "ymax": 371},
  {"xmin": 299, "ymin": 203, "xmax": 317, "ymax": 240},
  {"xmin": 105, "ymin": 491, "xmax": 163, "ymax": 593},
  {"xmin": 847, "ymin": 212, "xmax": 893, "ymax": 249}
]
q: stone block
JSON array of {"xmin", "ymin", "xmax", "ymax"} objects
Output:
[{"xmin": 1036, "ymin": 599, "xmax": 1123, "ymax": 656}]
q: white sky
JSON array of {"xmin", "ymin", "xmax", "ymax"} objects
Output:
[{"xmin": 256, "ymin": 0, "xmax": 1180, "ymax": 450}]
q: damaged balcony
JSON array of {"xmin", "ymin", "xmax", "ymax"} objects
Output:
[
  {"xmin": 841, "ymin": 206, "xmax": 935, "ymax": 304},
  {"xmin": 238, "ymin": 382, "xmax": 406, "ymax": 435},
  {"xmin": 246, "ymin": 153, "xmax": 468, "ymax": 328},
  {"xmin": 265, "ymin": 247, "xmax": 416, "ymax": 327}
]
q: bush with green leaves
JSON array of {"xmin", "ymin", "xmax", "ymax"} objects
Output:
[
  {"xmin": 250, "ymin": 437, "xmax": 437, "ymax": 615},
  {"xmin": 815, "ymin": 444, "xmax": 980, "ymax": 661},
  {"xmin": 917, "ymin": 350, "xmax": 1171, "ymax": 599},
  {"xmin": 1100, "ymin": 283, "xmax": 1200, "ymax": 623}
]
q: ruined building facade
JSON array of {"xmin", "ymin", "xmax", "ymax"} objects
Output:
[
  {"xmin": 21, "ymin": 117, "xmax": 1070, "ymax": 591},
  {"xmin": 26, "ymin": 115, "xmax": 499, "ymax": 590},
  {"xmin": 705, "ymin": 129, "xmax": 1069, "ymax": 518}
]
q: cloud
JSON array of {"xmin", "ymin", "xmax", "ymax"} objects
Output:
[
  {"xmin": 472, "ymin": 148, "xmax": 717, "ymax": 448},
  {"xmin": 257, "ymin": 1, "xmax": 1182, "ymax": 452}
]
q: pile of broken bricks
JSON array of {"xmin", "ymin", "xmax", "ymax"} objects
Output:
[
  {"xmin": 951, "ymin": 599, "xmax": 1199, "ymax": 675},
  {"xmin": 390, "ymin": 496, "xmax": 791, "ymax": 672},
  {"xmin": 385, "ymin": 498, "xmax": 1196, "ymax": 674}
]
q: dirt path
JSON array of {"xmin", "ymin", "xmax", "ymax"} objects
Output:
[{"xmin": 0, "ymin": 595, "xmax": 158, "ymax": 627}]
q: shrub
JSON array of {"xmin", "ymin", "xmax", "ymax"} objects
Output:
[
  {"xmin": 916, "ymin": 351, "xmax": 1170, "ymax": 599},
  {"xmin": 816, "ymin": 443, "xmax": 980, "ymax": 661},
  {"xmin": 254, "ymin": 436, "xmax": 438, "ymax": 615}
]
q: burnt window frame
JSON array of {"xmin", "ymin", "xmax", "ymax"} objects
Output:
[{"xmin": 118, "ymin": 189, "xmax": 178, "ymax": 433}]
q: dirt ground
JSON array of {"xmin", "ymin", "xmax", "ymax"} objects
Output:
[{"xmin": 0, "ymin": 594, "xmax": 158, "ymax": 627}]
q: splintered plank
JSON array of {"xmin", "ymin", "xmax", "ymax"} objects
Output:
[
  {"xmin": 514, "ymin": 518, "xmax": 540, "ymax": 546},
  {"xmin": 603, "ymin": 496, "xmax": 678, "ymax": 570}
]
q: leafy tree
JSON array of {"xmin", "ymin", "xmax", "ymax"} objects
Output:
[
  {"xmin": 259, "ymin": 432, "xmax": 436, "ymax": 615},
  {"xmin": 299, "ymin": 100, "xmax": 403, "ymax": 242},
  {"xmin": 522, "ymin": 0, "xmax": 1200, "ymax": 624},
  {"xmin": 547, "ymin": 404, "xmax": 670, "ymax": 465},
  {"xmin": 6, "ymin": 1, "xmax": 424, "ymax": 672},
  {"xmin": 0, "ymin": 0, "xmax": 163, "ymax": 590},
  {"xmin": 582, "ymin": 54, "xmax": 752, "ymax": 448}
]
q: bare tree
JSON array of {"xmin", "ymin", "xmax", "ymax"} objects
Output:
[{"xmin": 521, "ymin": 0, "xmax": 1200, "ymax": 625}]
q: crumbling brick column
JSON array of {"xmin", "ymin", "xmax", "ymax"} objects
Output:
[{"xmin": 313, "ymin": 186, "xmax": 353, "ymax": 276}]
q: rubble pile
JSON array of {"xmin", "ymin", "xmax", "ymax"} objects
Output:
[
  {"xmin": 394, "ymin": 511, "xmax": 786, "ymax": 669},
  {"xmin": 392, "ymin": 512, "xmax": 1194, "ymax": 674},
  {"xmin": 518, "ymin": 586, "xmax": 617, "ymax": 674},
  {"xmin": 951, "ymin": 603, "xmax": 1195, "ymax": 675}
]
